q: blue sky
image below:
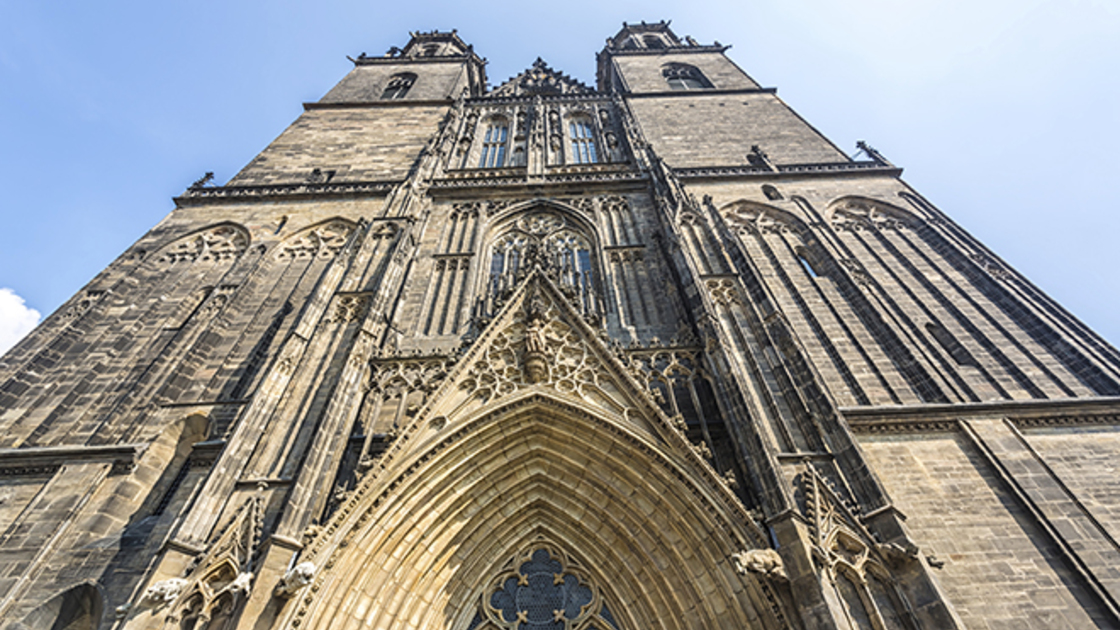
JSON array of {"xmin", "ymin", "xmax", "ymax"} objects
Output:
[{"xmin": 1, "ymin": 0, "xmax": 1119, "ymax": 351}]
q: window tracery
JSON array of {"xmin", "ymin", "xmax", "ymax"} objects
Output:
[
  {"xmin": 662, "ymin": 63, "xmax": 712, "ymax": 90},
  {"xmin": 381, "ymin": 73, "xmax": 417, "ymax": 100},
  {"xmin": 465, "ymin": 546, "xmax": 621, "ymax": 630},
  {"xmin": 483, "ymin": 210, "xmax": 600, "ymax": 322},
  {"xmin": 157, "ymin": 224, "xmax": 249, "ymax": 265}
]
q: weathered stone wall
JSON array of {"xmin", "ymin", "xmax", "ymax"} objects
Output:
[
  {"xmin": 1024, "ymin": 425, "xmax": 1120, "ymax": 539},
  {"xmin": 627, "ymin": 93, "xmax": 848, "ymax": 167},
  {"xmin": 858, "ymin": 430, "xmax": 1115, "ymax": 629},
  {"xmin": 227, "ymin": 106, "xmax": 448, "ymax": 185},
  {"xmin": 321, "ymin": 62, "xmax": 470, "ymax": 103},
  {"xmin": 612, "ymin": 51, "xmax": 760, "ymax": 92}
]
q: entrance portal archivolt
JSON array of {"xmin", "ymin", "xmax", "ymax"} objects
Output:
[{"xmin": 287, "ymin": 394, "xmax": 787, "ymax": 630}]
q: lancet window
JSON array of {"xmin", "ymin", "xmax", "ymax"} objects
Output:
[
  {"xmin": 479, "ymin": 120, "xmax": 510, "ymax": 168},
  {"xmin": 568, "ymin": 118, "xmax": 598, "ymax": 164},
  {"xmin": 465, "ymin": 546, "xmax": 622, "ymax": 630}
]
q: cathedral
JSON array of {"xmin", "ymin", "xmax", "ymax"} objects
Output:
[{"xmin": 2, "ymin": 22, "xmax": 1120, "ymax": 630}]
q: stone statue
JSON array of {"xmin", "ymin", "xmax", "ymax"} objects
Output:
[
  {"xmin": 732, "ymin": 549, "xmax": 788, "ymax": 582},
  {"xmin": 276, "ymin": 562, "xmax": 317, "ymax": 598}
]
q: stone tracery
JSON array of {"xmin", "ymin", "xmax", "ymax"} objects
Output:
[{"xmin": 467, "ymin": 545, "xmax": 621, "ymax": 630}]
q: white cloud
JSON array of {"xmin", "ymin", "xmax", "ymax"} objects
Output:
[{"xmin": 0, "ymin": 288, "xmax": 41, "ymax": 355}]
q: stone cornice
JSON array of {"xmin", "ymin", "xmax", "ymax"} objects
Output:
[
  {"xmin": 842, "ymin": 397, "xmax": 1120, "ymax": 434},
  {"xmin": 429, "ymin": 168, "xmax": 647, "ymax": 193},
  {"xmin": 352, "ymin": 54, "xmax": 485, "ymax": 67},
  {"xmin": 624, "ymin": 87, "xmax": 776, "ymax": 98},
  {"xmin": 0, "ymin": 443, "xmax": 146, "ymax": 475},
  {"xmin": 303, "ymin": 99, "xmax": 454, "ymax": 110},
  {"xmin": 469, "ymin": 92, "xmax": 611, "ymax": 105},
  {"xmin": 174, "ymin": 180, "xmax": 398, "ymax": 206},
  {"xmin": 676, "ymin": 160, "xmax": 901, "ymax": 180},
  {"xmin": 601, "ymin": 45, "xmax": 731, "ymax": 57}
]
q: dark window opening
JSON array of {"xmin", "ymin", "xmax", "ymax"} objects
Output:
[
  {"xmin": 662, "ymin": 63, "xmax": 712, "ymax": 90},
  {"xmin": 381, "ymin": 73, "xmax": 416, "ymax": 99}
]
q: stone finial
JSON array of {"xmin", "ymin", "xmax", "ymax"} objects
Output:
[
  {"xmin": 277, "ymin": 562, "xmax": 317, "ymax": 598},
  {"xmin": 732, "ymin": 549, "xmax": 788, "ymax": 582}
]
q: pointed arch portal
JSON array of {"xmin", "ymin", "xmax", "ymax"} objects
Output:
[{"xmin": 288, "ymin": 392, "xmax": 785, "ymax": 630}]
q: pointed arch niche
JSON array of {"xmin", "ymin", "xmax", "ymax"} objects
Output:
[{"xmin": 285, "ymin": 394, "xmax": 786, "ymax": 630}]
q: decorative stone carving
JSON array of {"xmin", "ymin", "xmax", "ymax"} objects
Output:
[
  {"xmin": 158, "ymin": 224, "xmax": 249, "ymax": 264},
  {"xmin": 137, "ymin": 578, "xmax": 187, "ymax": 610},
  {"xmin": 277, "ymin": 219, "xmax": 356, "ymax": 260},
  {"xmin": 490, "ymin": 59, "xmax": 594, "ymax": 97},
  {"xmin": 732, "ymin": 549, "xmax": 788, "ymax": 582},
  {"xmin": 706, "ymin": 278, "xmax": 742, "ymax": 306},
  {"xmin": 830, "ymin": 198, "xmax": 916, "ymax": 231},
  {"xmin": 969, "ymin": 252, "xmax": 1010, "ymax": 280},
  {"xmin": 330, "ymin": 293, "xmax": 371, "ymax": 324},
  {"xmin": 160, "ymin": 496, "xmax": 264, "ymax": 625},
  {"xmin": 276, "ymin": 562, "xmax": 317, "ymax": 598},
  {"xmin": 839, "ymin": 258, "xmax": 874, "ymax": 286}
]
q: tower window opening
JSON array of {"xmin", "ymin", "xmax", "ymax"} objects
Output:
[
  {"xmin": 662, "ymin": 63, "xmax": 712, "ymax": 90},
  {"xmin": 569, "ymin": 119, "xmax": 598, "ymax": 164},
  {"xmin": 381, "ymin": 73, "xmax": 417, "ymax": 99},
  {"xmin": 479, "ymin": 122, "xmax": 509, "ymax": 168}
]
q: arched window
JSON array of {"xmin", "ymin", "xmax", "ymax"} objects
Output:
[
  {"xmin": 381, "ymin": 73, "xmax": 416, "ymax": 99},
  {"xmin": 568, "ymin": 118, "xmax": 598, "ymax": 164},
  {"xmin": 662, "ymin": 63, "xmax": 712, "ymax": 90},
  {"xmin": 485, "ymin": 210, "xmax": 600, "ymax": 321},
  {"xmin": 479, "ymin": 120, "xmax": 510, "ymax": 168}
]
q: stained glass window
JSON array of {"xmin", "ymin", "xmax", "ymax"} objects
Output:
[{"xmin": 468, "ymin": 547, "xmax": 621, "ymax": 630}]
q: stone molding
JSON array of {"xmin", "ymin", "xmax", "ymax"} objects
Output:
[
  {"xmin": 175, "ymin": 181, "xmax": 397, "ymax": 206},
  {"xmin": 676, "ymin": 160, "xmax": 900, "ymax": 180},
  {"xmin": 0, "ymin": 443, "xmax": 144, "ymax": 476},
  {"xmin": 843, "ymin": 397, "xmax": 1120, "ymax": 433}
]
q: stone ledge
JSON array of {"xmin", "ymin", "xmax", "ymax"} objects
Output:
[
  {"xmin": 174, "ymin": 181, "xmax": 399, "ymax": 206},
  {"xmin": 0, "ymin": 443, "xmax": 146, "ymax": 475},
  {"xmin": 843, "ymin": 397, "xmax": 1120, "ymax": 434},
  {"xmin": 676, "ymin": 160, "xmax": 901, "ymax": 180}
]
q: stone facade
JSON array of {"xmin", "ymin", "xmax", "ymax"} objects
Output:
[{"xmin": 1, "ymin": 22, "xmax": 1119, "ymax": 630}]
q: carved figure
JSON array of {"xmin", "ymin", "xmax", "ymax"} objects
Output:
[
  {"xmin": 732, "ymin": 549, "xmax": 788, "ymax": 582},
  {"xmin": 276, "ymin": 562, "xmax": 317, "ymax": 598},
  {"xmin": 138, "ymin": 578, "xmax": 188, "ymax": 610}
]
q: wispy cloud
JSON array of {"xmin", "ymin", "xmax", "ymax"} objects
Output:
[{"xmin": 0, "ymin": 288, "xmax": 41, "ymax": 355}]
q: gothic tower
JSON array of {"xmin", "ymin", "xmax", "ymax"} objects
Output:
[{"xmin": 2, "ymin": 23, "xmax": 1119, "ymax": 630}]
